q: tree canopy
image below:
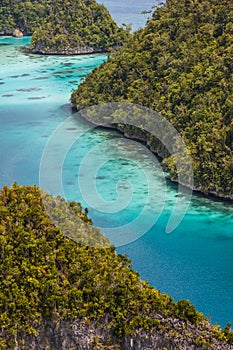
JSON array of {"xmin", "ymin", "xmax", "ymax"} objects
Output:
[
  {"xmin": 71, "ymin": 0, "xmax": 233, "ymax": 198},
  {"xmin": 0, "ymin": 184, "xmax": 233, "ymax": 348}
]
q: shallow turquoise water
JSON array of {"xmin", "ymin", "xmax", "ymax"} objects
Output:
[{"xmin": 1, "ymin": 35, "xmax": 233, "ymax": 328}]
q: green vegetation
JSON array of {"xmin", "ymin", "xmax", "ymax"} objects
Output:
[
  {"xmin": 0, "ymin": 184, "xmax": 233, "ymax": 348},
  {"xmin": 0, "ymin": 0, "xmax": 127, "ymax": 54},
  {"xmin": 71, "ymin": 0, "xmax": 233, "ymax": 198},
  {"xmin": 0, "ymin": 0, "xmax": 50, "ymax": 35}
]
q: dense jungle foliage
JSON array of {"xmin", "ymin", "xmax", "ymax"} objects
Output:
[
  {"xmin": 0, "ymin": 184, "xmax": 233, "ymax": 349},
  {"xmin": 0, "ymin": 0, "xmax": 127, "ymax": 53},
  {"xmin": 71, "ymin": 0, "xmax": 233, "ymax": 198}
]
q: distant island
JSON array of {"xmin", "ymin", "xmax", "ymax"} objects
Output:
[
  {"xmin": 71, "ymin": 0, "xmax": 233, "ymax": 199},
  {"xmin": 0, "ymin": 0, "xmax": 127, "ymax": 54},
  {"xmin": 0, "ymin": 183, "xmax": 233, "ymax": 349}
]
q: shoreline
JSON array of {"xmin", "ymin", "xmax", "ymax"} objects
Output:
[
  {"xmin": 30, "ymin": 48, "xmax": 108, "ymax": 56},
  {"xmin": 73, "ymin": 105, "xmax": 233, "ymax": 203},
  {"xmin": 0, "ymin": 35, "xmax": 113, "ymax": 56}
]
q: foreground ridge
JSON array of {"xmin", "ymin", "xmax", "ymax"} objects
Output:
[{"xmin": 0, "ymin": 184, "xmax": 232, "ymax": 349}]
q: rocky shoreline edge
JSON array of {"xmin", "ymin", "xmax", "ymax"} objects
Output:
[
  {"xmin": 0, "ymin": 33, "xmax": 109, "ymax": 55},
  {"xmin": 74, "ymin": 107, "xmax": 233, "ymax": 202}
]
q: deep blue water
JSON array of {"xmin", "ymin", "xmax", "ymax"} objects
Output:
[
  {"xmin": 1, "ymin": 4, "xmax": 233, "ymax": 328},
  {"xmin": 100, "ymin": 0, "xmax": 155, "ymax": 31}
]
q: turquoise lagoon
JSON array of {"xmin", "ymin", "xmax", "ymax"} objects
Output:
[{"xmin": 1, "ymin": 35, "xmax": 233, "ymax": 328}]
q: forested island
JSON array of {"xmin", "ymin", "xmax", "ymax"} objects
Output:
[
  {"xmin": 0, "ymin": 183, "xmax": 233, "ymax": 349},
  {"xmin": 0, "ymin": 0, "xmax": 127, "ymax": 54},
  {"xmin": 71, "ymin": 0, "xmax": 233, "ymax": 199}
]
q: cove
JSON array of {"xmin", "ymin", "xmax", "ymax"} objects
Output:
[{"xmin": 1, "ymin": 34, "xmax": 233, "ymax": 329}]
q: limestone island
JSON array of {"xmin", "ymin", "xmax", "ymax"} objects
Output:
[
  {"xmin": 0, "ymin": 184, "xmax": 233, "ymax": 349},
  {"xmin": 0, "ymin": 0, "xmax": 127, "ymax": 55},
  {"xmin": 71, "ymin": 0, "xmax": 233, "ymax": 200}
]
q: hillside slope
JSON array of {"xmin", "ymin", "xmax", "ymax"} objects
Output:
[
  {"xmin": 0, "ymin": 0, "xmax": 127, "ymax": 54},
  {"xmin": 71, "ymin": 0, "xmax": 233, "ymax": 198},
  {"xmin": 0, "ymin": 184, "xmax": 233, "ymax": 349}
]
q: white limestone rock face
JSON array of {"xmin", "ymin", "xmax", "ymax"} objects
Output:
[{"xmin": 12, "ymin": 29, "xmax": 23, "ymax": 37}]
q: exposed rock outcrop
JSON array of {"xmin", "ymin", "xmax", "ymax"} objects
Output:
[
  {"xmin": 12, "ymin": 29, "xmax": 23, "ymax": 37},
  {"xmin": 31, "ymin": 42, "xmax": 103, "ymax": 55},
  {"xmin": 2, "ymin": 317, "xmax": 233, "ymax": 350}
]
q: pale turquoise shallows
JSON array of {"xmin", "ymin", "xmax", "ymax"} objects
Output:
[{"xmin": 0, "ymin": 35, "xmax": 233, "ymax": 329}]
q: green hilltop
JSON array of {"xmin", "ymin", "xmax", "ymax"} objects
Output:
[
  {"xmin": 0, "ymin": 0, "xmax": 127, "ymax": 54},
  {"xmin": 71, "ymin": 0, "xmax": 233, "ymax": 198},
  {"xmin": 0, "ymin": 184, "xmax": 233, "ymax": 349}
]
